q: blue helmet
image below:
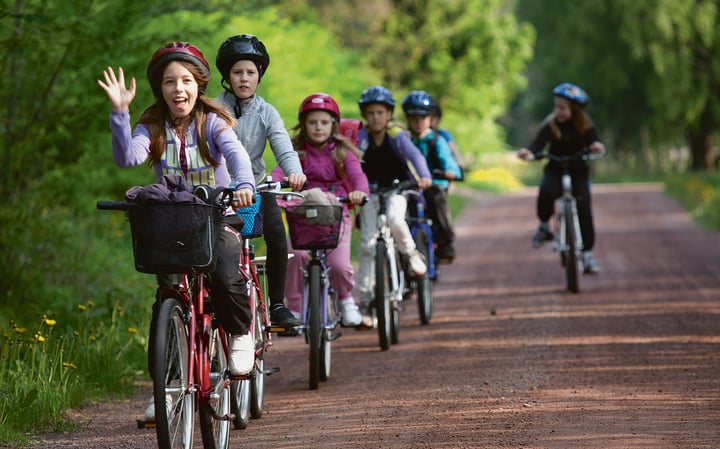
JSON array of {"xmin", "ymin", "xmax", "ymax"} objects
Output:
[
  {"xmin": 401, "ymin": 90, "xmax": 436, "ymax": 116},
  {"xmin": 553, "ymin": 83, "xmax": 589, "ymax": 105},
  {"xmin": 358, "ymin": 85, "xmax": 395, "ymax": 111}
]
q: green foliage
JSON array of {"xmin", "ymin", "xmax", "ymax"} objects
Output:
[{"xmin": 665, "ymin": 173, "xmax": 720, "ymax": 229}]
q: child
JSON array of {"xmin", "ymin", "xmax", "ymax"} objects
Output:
[
  {"xmin": 271, "ymin": 93, "xmax": 369, "ymax": 326},
  {"xmin": 214, "ymin": 34, "xmax": 307, "ymax": 326},
  {"xmin": 97, "ymin": 42, "xmax": 256, "ymax": 420},
  {"xmin": 354, "ymin": 86, "xmax": 433, "ymax": 313},
  {"xmin": 431, "ymin": 104, "xmax": 464, "ymax": 168},
  {"xmin": 517, "ymin": 82, "xmax": 606, "ymax": 273},
  {"xmin": 401, "ymin": 90, "xmax": 462, "ymax": 261}
]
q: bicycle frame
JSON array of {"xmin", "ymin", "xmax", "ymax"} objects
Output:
[{"xmin": 406, "ymin": 189, "xmax": 437, "ymax": 281}]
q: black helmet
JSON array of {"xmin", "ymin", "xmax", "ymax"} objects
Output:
[
  {"xmin": 215, "ymin": 34, "xmax": 270, "ymax": 82},
  {"xmin": 401, "ymin": 90, "xmax": 436, "ymax": 116},
  {"xmin": 358, "ymin": 85, "xmax": 395, "ymax": 111}
]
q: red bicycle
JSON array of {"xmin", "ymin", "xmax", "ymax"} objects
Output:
[{"xmin": 98, "ymin": 190, "xmax": 236, "ymax": 449}]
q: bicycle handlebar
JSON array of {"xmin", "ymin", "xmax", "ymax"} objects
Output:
[{"xmin": 532, "ymin": 150, "xmax": 604, "ymax": 164}]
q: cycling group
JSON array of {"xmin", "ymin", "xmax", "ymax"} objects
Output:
[{"xmin": 97, "ymin": 33, "xmax": 464, "ymax": 448}]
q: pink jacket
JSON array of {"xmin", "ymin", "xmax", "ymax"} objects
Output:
[{"xmin": 271, "ymin": 140, "xmax": 369, "ymax": 198}]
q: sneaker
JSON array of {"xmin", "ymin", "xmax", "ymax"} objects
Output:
[
  {"xmin": 532, "ymin": 225, "xmax": 554, "ymax": 248},
  {"xmin": 229, "ymin": 333, "xmax": 255, "ymax": 376},
  {"xmin": 270, "ymin": 303, "xmax": 300, "ymax": 326},
  {"xmin": 340, "ymin": 298, "xmax": 362, "ymax": 327},
  {"xmin": 407, "ymin": 250, "xmax": 427, "ymax": 277},
  {"xmin": 582, "ymin": 252, "xmax": 601, "ymax": 274},
  {"xmin": 435, "ymin": 245, "xmax": 455, "ymax": 261},
  {"xmin": 144, "ymin": 394, "xmax": 173, "ymax": 422}
]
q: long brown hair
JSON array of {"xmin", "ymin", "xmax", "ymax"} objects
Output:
[
  {"xmin": 546, "ymin": 99, "xmax": 593, "ymax": 143},
  {"xmin": 291, "ymin": 115, "xmax": 362, "ymax": 179},
  {"xmin": 138, "ymin": 60, "xmax": 235, "ymax": 167}
]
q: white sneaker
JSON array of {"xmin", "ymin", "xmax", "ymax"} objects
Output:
[
  {"xmin": 229, "ymin": 333, "xmax": 255, "ymax": 376},
  {"xmin": 144, "ymin": 394, "xmax": 173, "ymax": 422},
  {"xmin": 407, "ymin": 250, "xmax": 427, "ymax": 277},
  {"xmin": 582, "ymin": 251, "xmax": 601, "ymax": 274},
  {"xmin": 341, "ymin": 298, "xmax": 362, "ymax": 327}
]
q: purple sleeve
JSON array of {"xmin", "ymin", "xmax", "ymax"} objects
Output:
[
  {"xmin": 209, "ymin": 116, "xmax": 254, "ymax": 191},
  {"xmin": 109, "ymin": 110, "xmax": 150, "ymax": 167},
  {"xmin": 396, "ymin": 131, "xmax": 431, "ymax": 179},
  {"xmin": 345, "ymin": 150, "xmax": 369, "ymax": 195}
]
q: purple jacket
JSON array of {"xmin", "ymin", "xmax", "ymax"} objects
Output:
[
  {"xmin": 271, "ymin": 140, "xmax": 369, "ymax": 198},
  {"xmin": 109, "ymin": 110, "xmax": 254, "ymax": 192}
]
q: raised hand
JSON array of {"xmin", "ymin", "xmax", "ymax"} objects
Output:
[{"xmin": 97, "ymin": 66, "xmax": 136, "ymax": 112}]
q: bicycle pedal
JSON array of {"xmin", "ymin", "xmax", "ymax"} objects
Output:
[
  {"xmin": 264, "ymin": 366, "xmax": 280, "ymax": 376},
  {"xmin": 136, "ymin": 419, "xmax": 155, "ymax": 429},
  {"xmin": 229, "ymin": 373, "xmax": 251, "ymax": 381}
]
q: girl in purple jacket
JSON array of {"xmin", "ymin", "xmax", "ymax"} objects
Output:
[{"xmin": 272, "ymin": 93, "xmax": 369, "ymax": 326}]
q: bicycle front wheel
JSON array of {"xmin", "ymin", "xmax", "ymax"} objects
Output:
[
  {"xmin": 414, "ymin": 228, "xmax": 433, "ymax": 325},
  {"xmin": 152, "ymin": 298, "xmax": 194, "ymax": 449},
  {"xmin": 375, "ymin": 240, "xmax": 392, "ymax": 351},
  {"xmin": 564, "ymin": 201, "xmax": 579, "ymax": 293},
  {"xmin": 250, "ymin": 291, "xmax": 266, "ymax": 419},
  {"xmin": 230, "ymin": 379, "xmax": 250, "ymax": 429},
  {"xmin": 199, "ymin": 328, "xmax": 230, "ymax": 449},
  {"xmin": 308, "ymin": 263, "xmax": 322, "ymax": 390}
]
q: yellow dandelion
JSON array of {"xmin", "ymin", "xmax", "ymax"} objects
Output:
[
  {"xmin": 35, "ymin": 334, "xmax": 46, "ymax": 342},
  {"xmin": 44, "ymin": 318, "xmax": 57, "ymax": 327},
  {"xmin": 116, "ymin": 306, "xmax": 124, "ymax": 313},
  {"xmin": 87, "ymin": 301, "xmax": 96, "ymax": 308},
  {"xmin": 62, "ymin": 362, "xmax": 77, "ymax": 369},
  {"xmin": 73, "ymin": 330, "xmax": 80, "ymax": 337},
  {"xmin": 78, "ymin": 304, "xmax": 87, "ymax": 311},
  {"xmin": 15, "ymin": 327, "xmax": 27, "ymax": 334},
  {"xmin": 128, "ymin": 327, "xmax": 138, "ymax": 334},
  {"xmin": 89, "ymin": 335, "xmax": 96, "ymax": 342}
]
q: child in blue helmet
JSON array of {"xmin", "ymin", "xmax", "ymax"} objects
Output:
[
  {"xmin": 517, "ymin": 82, "xmax": 606, "ymax": 273},
  {"xmin": 402, "ymin": 90, "xmax": 462, "ymax": 261},
  {"xmin": 354, "ymin": 86, "xmax": 433, "ymax": 316}
]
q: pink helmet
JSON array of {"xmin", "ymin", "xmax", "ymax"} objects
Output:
[{"xmin": 298, "ymin": 93, "xmax": 340, "ymax": 121}]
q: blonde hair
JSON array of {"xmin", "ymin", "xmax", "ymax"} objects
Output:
[{"xmin": 291, "ymin": 114, "xmax": 362, "ymax": 179}]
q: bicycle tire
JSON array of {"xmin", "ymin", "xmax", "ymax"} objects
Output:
[
  {"xmin": 199, "ymin": 328, "xmax": 230, "ymax": 449},
  {"xmin": 375, "ymin": 240, "xmax": 391, "ymax": 351},
  {"xmin": 320, "ymin": 288, "xmax": 334, "ymax": 381},
  {"xmin": 564, "ymin": 200, "xmax": 579, "ymax": 293},
  {"xmin": 152, "ymin": 298, "xmax": 194, "ymax": 449},
  {"xmin": 250, "ymin": 290, "xmax": 265, "ymax": 419},
  {"xmin": 308, "ymin": 263, "xmax": 322, "ymax": 390},
  {"xmin": 414, "ymin": 228, "xmax": 433, "ymax": 325},
  {"xmin": 230, "ymin": 379, "xmax": 250, "ymax": 429}
]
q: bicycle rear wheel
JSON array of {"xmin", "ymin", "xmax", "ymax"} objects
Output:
[
  {"xmin": 375, "ymin": 240, "xmax": 391, "ymax": 351},
  {"xmin": 414, "ymin": 228, "xmax": 433, "ymax": 325},
  {"xmin": 152, "ymin": 298, "xmax": 194, "ymax": 449},
  {"xmin": 199, "ymin": 328, "xmax": 230, "ymax": 449},
  {"xmin": 308, "ymin": 263, "xmax": 322, "ymax": 390},
  {"xmin": 564, "ymin": 201, "xmax": 579, "ymax": 293},
  {"xmin": 250, "ymin": 292, "xmax": 265, "ymax": 419}
]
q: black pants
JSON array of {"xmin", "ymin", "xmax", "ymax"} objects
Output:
[
  {"xmin": 150, "ymin": 218, "xmax": 251, "ymax": 373},
  {"xmin": 423, "ymin": 185, "xmax": 455, "ymax": 248},
  {"xmin": 537, "ymin": 169, "xmax": 595, "ymax": 251},
  {"xmin": 260, "ymin": 193, "xmax": 289, "ymax": 308}
]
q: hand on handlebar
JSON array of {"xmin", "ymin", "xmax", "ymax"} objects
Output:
[
  {"xmin": 517, "ymin": 148, "xmax": 534, "ymax": 161},
  {"xmin": 348, "ymin": 190, "xmax": 368, "ymax": 205},
  {"xmin": 231, "ymin": 188, "xmax": 254, "ymax": 210},
  {"xmin": 418, "ymin": 177, "xmax": 432, "ymax": 190},
  {"xmin": 285, "ymin": 173, "xmax": 308, "ymax": 191},
  {"xmin": 589, "ymin": 141, "xmax": 606, "ymax": 155}
]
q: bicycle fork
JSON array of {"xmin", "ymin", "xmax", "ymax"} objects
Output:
[{"xmin": 555, "ymin": 173, "xmax": 584, "ymax": 254}]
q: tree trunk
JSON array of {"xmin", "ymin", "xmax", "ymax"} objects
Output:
[{"xmin": 685, "ymin": 106, "xmax": 715, "ymax": 172}]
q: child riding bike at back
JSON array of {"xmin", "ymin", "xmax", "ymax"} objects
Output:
[
  {"xmin": 517, "ymin": 82, "xmax": 606, "ymax": 273},
  {"xmin": 214, "ymin": 34, "xmax": 307, "ymax": 327},
  {"xmin": 97, "ymin": 41, "xmax": 257, "ymax": 420},
  {"xmin": 271, "ymin": 93, "xmax": 369, "ymax": 327},
  {"xmin": 353, "ymin": 85, "xmax": 432, "ymax": 314},
  {"xmin": 401, "ymin": 90, "xmax": 462, "ymax": 261}
]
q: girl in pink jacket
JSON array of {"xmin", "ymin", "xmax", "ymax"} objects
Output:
[{"xmin": 272, "ymin": 93, "xmax": 369, "ymax": 326}]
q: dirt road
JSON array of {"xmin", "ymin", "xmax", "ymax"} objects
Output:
[{"xmin": 27, "ymin": 183, "xmax": 720, "ymax": 448}]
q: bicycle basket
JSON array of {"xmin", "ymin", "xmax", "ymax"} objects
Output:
[
  {"xmin": 127, "ymin": 202, "xmax": 224, "ymax": 274},
  {"xmin": 236, "ymin": 193, "xmax": 264, "ymax": 239},
  {"xmin": 286, "ymin": 204, "xmax": 343, "ymax": 250}
]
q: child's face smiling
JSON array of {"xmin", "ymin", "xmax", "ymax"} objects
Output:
[
  {"xmin": 304, "ymin": 110, "xmax": 334, "ymax": 145},
  {"xmin": 229, "ymin": 60, "xmax": 260, "ymax": 100},
  {"xmin": 161, "ymin": 61, "xmax": 198, "ymax": 120}
]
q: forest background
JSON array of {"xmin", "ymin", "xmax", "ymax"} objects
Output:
[{"xmin": 1, "ymin": 0, "xmax": 719, "ymax": 443}]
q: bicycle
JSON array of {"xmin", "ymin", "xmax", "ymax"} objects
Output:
[
  {"xmin": 282, "ymin": 194, "xmax": 358, "ymax": 389},
  {"xmin": 404, "ymin": 187, "xmax": 435, "ymax": 325},
  {"xmin": 366, "ymin": 180, "xmax": 418, "ymax": 350},
  {"xmin": 227, "ymin": 179, "xmax": 291, "ymax": 430},
  {"xmin": 98, "ymin": 190, "xmax": 237, "ymax": 449},
  {"xmin": 531, "ymin": 151, "xmax": 602, "ymax": 293}
]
